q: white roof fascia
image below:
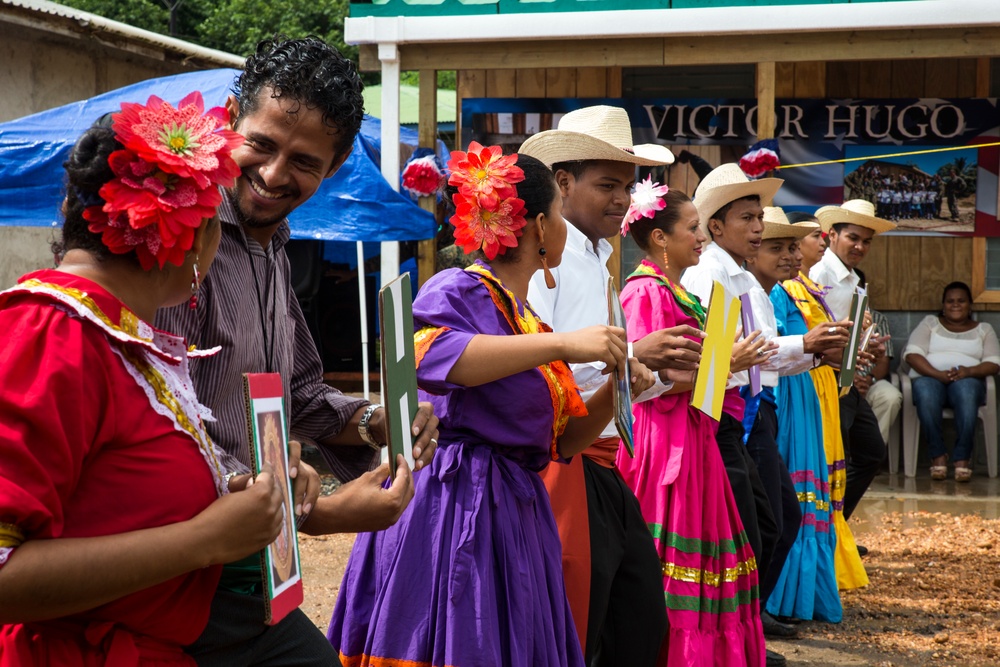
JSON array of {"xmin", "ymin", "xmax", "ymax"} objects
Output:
[{"xmin": 346, "ymin": 0, "xmax": 1000, "ymax": 45}]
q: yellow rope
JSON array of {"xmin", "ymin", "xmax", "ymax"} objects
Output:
[{"xmin": 775, "ymin": 141, "xmax": 1000, "ymax": 171}]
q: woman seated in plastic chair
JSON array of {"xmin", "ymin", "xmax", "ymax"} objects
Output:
[{"xmin": 903, "ymin": 281, "xmax": 1000, "ymax": 482}]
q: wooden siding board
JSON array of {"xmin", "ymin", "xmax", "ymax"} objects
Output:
[
  {"xmin": 576, "ymin": 67, "xmax": 608, "ymax": 97},
  {"xmin": 545, "ymin": 67, "xmax": 578, "ymax": 97},
  {"xmin": 486, "ymin": 69, "xmax": 517, "ymax": 97},
  {"xmin": 884, "ymin": 236, "xmax": 924, "ymax": 311},
  {"xmin": 775, "ymin": 62, "xmax": 795, "ymax": 97},
  {"xmin": 826, "ymin": 60, "xmax": 860, "ymax": 97},
  {"xmin": 794, "ymin": 61, "xmax": 826, "ymax": 97},
  {"xmin": 861, "ymin": 235, "xmax": 889, "ymax": 309},
  {"xmin": 923, "ymin": 58, "xmax": 959, "ymax": 98},
  {"xmin": 919, "ymin": 236, "xmax": 955, "ymax": 311},
  {"xmin": 891, "ymin": 59, "xmax": 925, "ymax": 97},
  {"xmin": 516, "ymin": 68, "xmax": 547, "ymax": 97},
  {"xmin": 858, "ymin": 59, "xmax": 892, "ymax": 97}
]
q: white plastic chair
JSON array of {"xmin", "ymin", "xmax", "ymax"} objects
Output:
[
  {"xmin": 885, "ymin": 373, "xmax": 902, "ymax": 474},
  {"xmin": 897, "ymin": 369, "xmax": 998, "ymax": 478}
]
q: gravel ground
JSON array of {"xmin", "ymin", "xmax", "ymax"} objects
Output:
[{"xmin": 297, "ymin": 466, "xmax": 1000, "ymax": 666}]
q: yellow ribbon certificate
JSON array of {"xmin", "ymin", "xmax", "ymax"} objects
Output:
[{"xmin": 691, "ymin": 281, "xmax": 740, "ymax": 420}]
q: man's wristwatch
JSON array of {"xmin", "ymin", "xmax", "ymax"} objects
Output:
[{"xmin": 358, "ymin": 403, "xmax": 384, "ymax": 450}]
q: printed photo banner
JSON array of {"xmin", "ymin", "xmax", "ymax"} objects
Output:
[
  {"xmin": 462, "ymin": 97, "xmax": 1000, "ymax": 237},
  {"xmin": 690, "ymin": 281, "xmax": 741, "ymax": 421}
]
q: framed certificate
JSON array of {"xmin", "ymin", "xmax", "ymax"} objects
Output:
[
  {"xmin": 242, "ymin": 373, "xmax": 303, "ymax": 625},
  {"xmin": 691, "ymin": 281, "xmax": 740, "ymax": 420},
  {"xmin": 379, "ymin": 274, "xmax": 420, "ymax": 477},
  {"xmin": 607, "ymin": 276, "xmax": 634, "ymax": 457}
]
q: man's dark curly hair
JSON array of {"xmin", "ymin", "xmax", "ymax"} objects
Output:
[{"xmin": 234, "ymin": 36, "xmax": 364, "ymax": 159}]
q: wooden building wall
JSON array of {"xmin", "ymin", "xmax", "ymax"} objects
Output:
[{"xmin": 457, "ymin": 58, "xmax": 991, "ymax": 312}]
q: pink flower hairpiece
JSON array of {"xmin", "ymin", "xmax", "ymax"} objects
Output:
[
  {"xmin": 402, "ymin": 155, "xmax": 445, "ymax": 198},
  {"xmin": 84, "ymin": 91, "xmax": 242, "ymax": 270},
  {"xmin": 621, "ymin": 175, "xmax": 669, "ymax": 236},
  {"xmin": 447, "ymin": 142, "xmax": 527, "ymax": 260}
]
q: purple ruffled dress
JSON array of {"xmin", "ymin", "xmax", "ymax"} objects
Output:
[{"xmin": 328, "ymin": 264, "xmax": 586, "ymax": 667}]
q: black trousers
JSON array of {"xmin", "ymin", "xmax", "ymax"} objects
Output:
[
  {"xmin": 186, "ymin": 589, "xmax": 341, "ymax": 666},
  {"xmin": 716, "ymin": 413, "xmax": 779, "ymax": 586},
  {"xmin": 744, "ymin": 401, "xmax": 802, "ymax": 606},
  {"xmin": 838, "ymin": 386, "xmax": 887, "ymax": 520},
  {"xmin": 583, "ymin": 457, "xmax": 667, "ymax": 667}
]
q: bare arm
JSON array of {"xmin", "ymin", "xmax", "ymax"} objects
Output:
[
  {"xmin": 904, "ymin": 353, "xmax": 950, "ymax": 383},
  {"xmin": 299, "ymin": 458, "xmax": 415, "ymax": 535},
  {"xmin": 320, "ymin": 403, "xmax": 439, "ymax": 471},
  {"xmin": 447, "ymin": 326, "xmax": 626, "ymax": 387},
  {"xmin": 0, "ymin": 470, "xmax": 284, "ymax": 624}
]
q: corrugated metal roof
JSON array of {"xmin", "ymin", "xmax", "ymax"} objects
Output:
[{"xmin": 0, "ymin": 0, "xmax": 243, "ymax": 67}]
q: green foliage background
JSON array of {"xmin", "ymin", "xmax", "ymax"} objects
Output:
[{"xmin": 53, "ymin": 0, "xmax": 456, "ymax": 89}]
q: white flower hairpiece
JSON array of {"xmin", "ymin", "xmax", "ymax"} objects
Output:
[{"xmin": 621, "ymin": 175, "xmax": 669, "ymax": 236}]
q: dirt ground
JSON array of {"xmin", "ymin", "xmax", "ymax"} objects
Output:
[{"xmin": 297, "ymin": 494, "xmax": 1000, "ymax": 667}]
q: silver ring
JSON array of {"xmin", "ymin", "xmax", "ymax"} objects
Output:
[
  {"xmin": 756, "ymin": 349, "xmax": 765, "ymax": 356},
  {"xmin": 430, "ymin": 438, "xmax": 438, "ymax": 446},
  {"xmin": 828, "ymin": 326, "xmax": 837, "ymax": 334}
]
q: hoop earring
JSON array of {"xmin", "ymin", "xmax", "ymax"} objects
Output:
[
  {"xmin": 189, "ymin": 257, "xmax": 200, "ymax": 310},
  {"xmin": 539, "ymin": 247, "xmax": 556, "ymax": 289}
]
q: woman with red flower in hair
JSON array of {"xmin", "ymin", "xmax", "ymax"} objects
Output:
[
  {"xmin": 0, "ymin": 93, "xmax": 286, "ymax": 666},
  {"xmin": 328, "ymin": 145, "xmax": 655, "ymax": 667}
]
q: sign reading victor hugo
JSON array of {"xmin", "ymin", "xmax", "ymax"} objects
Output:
[{"xmin": 463, "ymin": 97, "xmax": 1000, "ymax": 236}]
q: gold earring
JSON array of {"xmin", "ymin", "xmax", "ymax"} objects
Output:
[{"xmin": 662, "ymin": 246, "xmax": 670, "ymax": 271}]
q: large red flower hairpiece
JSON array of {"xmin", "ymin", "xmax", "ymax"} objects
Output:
[
  {"xmin": 447, "ymin": 142, "xmax": 527, "ymax": 260},
  {"xmin": 83, "ymin": 91, "xmax": 243, "ymax": 270}
]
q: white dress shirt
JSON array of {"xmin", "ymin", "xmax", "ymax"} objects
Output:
[
  {"xmin": 747, "ymin": 276, "xmax": 813, "ymax": 387},
  {"xmin": 528, "ymin": 219, "xmax": 667, "ymax": 439},
  {"xmin": 809, "ymin": 250, "xmax": 861, "ymax": 322},
  {"xmin": 680, "ymin": 242, "xmax": 755, "ymax": 388}
]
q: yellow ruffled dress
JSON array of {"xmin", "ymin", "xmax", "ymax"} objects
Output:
[{"xmin": 783, "ymin": 274, "xmax": 869, "ymax": 591}]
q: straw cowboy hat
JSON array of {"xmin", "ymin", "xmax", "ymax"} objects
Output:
[
  {"xmin": 519, "ymin": 105, "xmax": 674, "ymax": 167},
  {"xmin": 761, "ymin": 206, "xmax": 813, "ymax": 240},
  {"xmin": 815, "ymin": 199, "xmax": 896, "ymax": 234},
  {"xmin": 692, "ymin": 163, "xmax": 783, "ymax": 236}
]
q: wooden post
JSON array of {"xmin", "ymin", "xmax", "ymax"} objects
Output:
[
  {"xmin": 756, "ymin": 61, "xmax": 776, "ymax": 140},
  {"xmin": 976, "ymin": 57, "xmax": 991, "ymax": 97},
  {"xmin": 607, "ymin": 67, "xmax": 623, "ymax": 285},
  {"xmin": 417, "ymin": 69, "xmax": 438, "ymax": 287}
]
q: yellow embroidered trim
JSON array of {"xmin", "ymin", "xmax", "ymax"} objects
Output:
[
  {"xmin": 414, "ymin": 325, "xmax": 448, "ymax": 369},
  {"xmin": 782, "ymin": 275, "xmax": 832, "ymax": 330},
  {"xmin": 119, "ymin": 346, "xmax": 226, "ymax": 494},
  {"xmin": 662, "ymin": 557, "xmax": 758, "ymax": 586},
  {"xmin": 796, "ymin": 491, "xmax": 830, "ymax": 512},
  {"xmin": 0, "ymin": 522, "xmax": 25, "ymax": 548},
  {"xmin": 18, "ymin": 279, "xmax": 153, "ymax": 343}
]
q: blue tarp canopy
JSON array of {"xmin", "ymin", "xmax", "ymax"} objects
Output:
[{"xmin": 0, "ymin": 69, "xmax": 435, "ymax": 242}]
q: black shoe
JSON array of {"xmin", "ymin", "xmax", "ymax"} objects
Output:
[
  {"xmin": 857, "ymin": 544, "xmax": 869, "ymax": 557},
  {"xmin": 766, "ymin": 648, "xmax": 788, "ymax": 667},
  {"xmin": 762, "ymin": 611, "xmax": 799, "ymax": 639}
]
